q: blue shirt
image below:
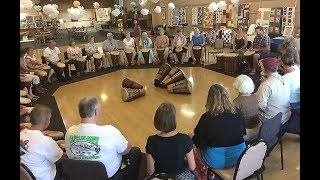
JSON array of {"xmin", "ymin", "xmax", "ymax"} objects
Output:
[
  {"xmin": 192, "ymin": 34, "xmax": 205, "ymax": 46},
  {"xmin": 139, "ymin": 37, "xmax": 153, "ymax": 48},
  {"xmin": 102, "ymin": 39, "xmax": 118, "ymax": 51}
]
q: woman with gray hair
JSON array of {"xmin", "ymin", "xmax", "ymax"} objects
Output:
[
  {"xmin": 279, "ymin": 36, "xmax": 299, "ymax": 65},
  {"xmin": 233, "ymin": 74, "xmax": 261, "ymax": 141},
  {"xmin": 123, "ymin": 32, "xmax": 137, "ymax": 65}
]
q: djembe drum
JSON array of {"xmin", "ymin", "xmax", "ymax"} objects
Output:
[
  {"xmin": 167, "ymin": 79, "xmax": 188, "ymax": 89},
  {"xmin": 141, "ymin": 48, "xmax": 150, "ymax": 64},
  {"xmin": 20, "ymin": 90, "xmax": 27, "ymax": 97},
  {"xmin": 216, "ymin": 53, "xmax": 225, "ymax": 70},
  {"xmin": 57, "ymin": 62, "xmax": 65, "ymax": 69},
  {"xmin": 154, "ymin": 63, "xmax": 172, "ymax": 87},
  {"xmin": 223, "ymin": 48, "xmax": 234, "ymax": 54},
  {"xmin": 122, "ymin": 78, "xmax": 143, "ymax": 89},
  {"xmin": 20, "ymin": 97, "xmax": 31, "ymax": 106},
  {"xmin": 93, "ymin": 53, "xmax": 103, "ymax": 70},
  {"xmin": 157, "ymin": 48, "xmax": 165, "ymax": 64},
  {"xmin": 42, "ymin": 65, "xmax": 51, "ymax": 75},
  {"xmin": 76, "ymin": 57, "xmax": 86, "ymax": 73},
  {"xmin": 193, "ymin": 46, "xmax": 202, "ymax": 64},
  {"xmin": 111, "ymin": 50, "xmax": 120, "ymax": 66},
  {"xmin": 44, "ymin": 130, "xmax": 64, "ymax": 140},
  {"xmin": 175, "ymin": 48, "xmax": 183, "ymax": 64},
  {"xmin": 20, "ymin": 75, "xmax": 33, "ymax": 89},
  {"xmin": 244, "ymin": 50, "xmax": 255, "ymax": 66},
  {"xmin": 25, "ymin": 107, "xmax": 34, "ymax": 114},
  {"xmin": 125, "ymin": 47, "xmax": 134, "ymax": 65},
  {"xmin": 167, "ymin": 81, "xmax": 192, "ymax": 94},
  {"xmin": 163, "ymin": 68, "xmax": 186, "ymax": 86},
  {"xmin": 223, "ymin": 53, "xmax": 239, "ymax": 73},
  {"xmin": 36, "ymin": 70, "xmax": 48, "ymax": 82},
  {"xmin": 121, "ymin": 88, "xmax": 146, "ymax": 102}
]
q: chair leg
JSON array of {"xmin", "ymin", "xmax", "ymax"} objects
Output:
[
  {"xmin": 280, "ymin": 138, "xmax": 284, "ymax": 170},
  {"xmin": 255, "ymin": 172, "xmax": 261, "ymax": 180},
  {"xmin": 261, "ymin": 171, "xmax": 264, "ymax": 180}
]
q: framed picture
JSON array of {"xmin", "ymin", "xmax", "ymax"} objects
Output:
[
  {"xmin": 283, "ymin": 25, "xmax": 294, "ymax": 36},
  {"xmin": 161, "ymin": 7, "xmax": 166, "ymax": 20}
]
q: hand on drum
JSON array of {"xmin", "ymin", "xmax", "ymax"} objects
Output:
[
  {"xmin": 249, "ymin": 47, "xmax": 253, "ymax": 51},
  {"xmin": 42, "ymin": 130, "xmax": 50, "ymax": 136}
]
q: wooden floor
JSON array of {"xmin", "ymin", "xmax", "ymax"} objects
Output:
[{"xmin": 53, "ymin": 67, "xmax": 300, "ymax": 180}]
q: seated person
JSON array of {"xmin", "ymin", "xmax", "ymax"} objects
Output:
[
  {"xmin": 43, "ymin": 40, "xmax": 71, "ymax": 82},
  {"xmin": 25, "ymin": 47, "xmax": 46, "ymax": 67},
  {"xmin": 103, "ymin": 33, "xmax": 127, "ymax": 66},
  {"xmin": 122, "ymin": 32, "xmax": 137, "ymax": 65},
  {"xmin": 279, "ymin": 36, "xmax": 300, "ymax": 65},
  {"xmin": 146, "ymin": 102, "xmax": 196, "ymax": 179},
  {"xmin": 20, "ymin": 77, "xmax": 40, "ymax": 100},
  {"xmin": 192, "ymin": 84, "xmax": 246, "ymax": 169},
  {"xmin": 232, "ymin": 26, "xmax": 248, "ymax": 53},
  {"xmin": 280, "ymin": 48, "xmax": 300, "ymax": 135},
  {"xmin": 172, "ymin": 28, "xmax": 188, "ymax": 64},
  {"xmin": 138, "ymin": 32, "xmax": 156, "ymax": 65},
  {"xmin": 205, "ymin": 29, "xmax": 216, "ymax": 47},
  {"xmin": 248, "ymin": 26, "xmax": 270, "ymax": 75},
  {"xmin": 20, "ymin": 104, "xmax": 63, "ymax": 180},
  {"xmin": 65, "ymin": 96, "xmax": 142, "ymax": 179},
  {"xmin": 233, "ymin": 75, "xmax": 261, "ymax": 141},
  {"xmin": 190, "ymin": 28, "xmax": 205, "ymax": 64},
  {"xmin": 85, "ymin": 36, "xmax": 102, "ymax": 72},
  {"xmin": 67, "ymin": 40, "xmax": 85, "ymax": 77},
  {"xmin": 154, "ymin": 28, "xmax": 170, "ymax": 63},
  {"xmin": 20, "ymin": 49, "xmax": 45, "ymax": 94}
]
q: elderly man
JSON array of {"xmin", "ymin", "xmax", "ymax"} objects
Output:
[
  {"xmin": 43, "ymin": 40, "xmax": 71, "ymax": 82},
  {"xmin": 249, "ymin": 26, "xmax": 271, "ymax": 75},
  {"xmin": 138, "ymin": 32, "xmax": 157, "ymax": 65},
  {"xmin": 102, "ymin": 33, "xmax": 127, "ymax": 67},
  {"xmin": 20, "ymin": 105, "xmax": 64, "ymax": 180},
  {"xmin": 190, "ymin": 28, "xmax": 206, "ymax": 64},
  {"xmin": 65, "ymin": 96, "xmax": 142, "ymax": 179},
  {"xmin": 255, "ymin": 57, "xmax": 291, "ymax": 124}
]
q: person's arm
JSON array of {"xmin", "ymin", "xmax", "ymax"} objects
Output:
[
  {"xmin": 112, "ymin": 126, "xmax": 131, "ymax": 155},
  {"xmin": 20, "ymin": 107, "xmax": 29, "ymax": 116},
  {"xmin": 147, "ymin": 38, "xmax": 153, "ymax": 48},
  {"xmin": 232, "ymin": 34, "xmax": 236, "ymax": 50},
  {"xmin": 173, "ymin": 36, "xmax": 177, "ymax": 47},
  {"xmin": 192, "ymin": 114, "xmax": 207, "ymax": 149},
  {"xmin": 67, "ymin": 48, "xmax": 74, "ymax": 60},
  {"xmin": 43, "ymin": 49, "xmax": 54, "ymax": 64},
  {"xmin": 182, "ymin": 36, "xmax": 187, "ymax": 47},
  {"xmin": 255, "ymin": 84, "xmax": 272, "ymax": 112},
  {"xmin": 165, "ymin": 36, "xmax": 170, "ymax": 47},
  {"xmin": 102, "ymin": 41, "xmax": 108, "ymax": 52},
  {"xmin": 201, "ymin": 35, "xmax": 206, "ymax": 46},
  {"xmin": 77, "ymin": 47, "xmax": 82, "ymax": 58},
  {"xmin": 20, "ymin": 63, "xmax": 30, "ymax": 73},
  {"xmin": 138, "ymin": 26, "xmax": 141, "ymax": 38},
  {"xmin": 241, "ymin": 34, "xmax": 248, "ymax": 50},
  {"xmin": 43, "ymin": 138, "xmax": 63, "ymax": 164},
  {"xmin": 121, "ymin": 142, "xmax": 132, "ymax": 155},
  {"xmin": 56, "ymin": 48, "xmax": 63, "ymax": 62},
  {"xmin": 146, "ymin": 153, "xmax": 155, "ymax": 176},
  {"xmin": 259, "ymin": 36, "xmax": 270, "ymax": 51},
  {"xmin": 186, "ymin": 150, "xmax": 196, "ymax": 171}
]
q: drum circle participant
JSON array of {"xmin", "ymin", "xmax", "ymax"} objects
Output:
[{"xmin": 172, "ymin": 28, "xmax": 188, "ymax": 64}]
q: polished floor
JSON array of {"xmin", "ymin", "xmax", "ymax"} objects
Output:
[{"xmin": 53, "ymin": 67, "xmax": 300, "ymax": 180}]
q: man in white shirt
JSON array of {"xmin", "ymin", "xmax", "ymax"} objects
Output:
[
  {"xmin": 255, "ymin": 57, "xmax": 291, "ymax": 124},
  {"xmin": 43, "ymin": 40, "xmax": 71, "ymax": 82},
  {"xmin": 280, "ymin": 48, "xmax": 300, "ymax": 135},
  {"xmin": 65, "ymin": 96, "xmax": 142, "ymax": 179},
  {"xmin": 20, "ymin": 105, "xmax": 63, "ymax": 180}
]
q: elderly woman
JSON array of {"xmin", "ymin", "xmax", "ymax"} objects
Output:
[
  {"xmin": 172, "ymin": 28, "xmax": 188, "ymax": 64},
  {"xmin": 123, "ymin": 32, "xmax": 137, "ymax": 65},
  {"xmin": 85, "ymin": 36, "xmax": 99, "ymax": 72},
  {"xmin": 233, "ymin": 75, "xmax": 261, "ymax": 141},
  {"xmin": 279, "ymin": 36, "xmax": 300, "ymax": 65},
  {"xmin": 232, "ymin": 26, "xmax": 248, "ymax": 53},
  {"xmin": 154, "ymin": 28, "xmax": 170, "ymax": 63},
  {"xmin": 192, "ymin": 84, "xmax": 246, "ymax": 169},
  {"xmin": 67, "ymin": 40, "xmax": 85, "ymax": 77},
  {"xmin": 138, "ymin": 32, "xmax": 156, "ymax": 65}
]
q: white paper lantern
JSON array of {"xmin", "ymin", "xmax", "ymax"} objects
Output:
[
  {"xmin": 217, "ymin": 1, "xmax": 227, "ymax": 9},
  {"xmin": 96, "ymin": 8, "xmax": 106, "ymax": 17},
  {"xmin": 168, "ymin": 3, "xmax": 175, "ymax": 10},
  {"xmin": 20, "ymin": 0, "xmax": 33, "ymax": 9},
  {"xmin": 141, "ymin": 8, "xmax": 149, "ymax": 16},
  {"xmin": 154, "ymin": 6, "xmax": 161, "ymax": 14},
  {"xmin": 140, "ymin": 0, "xmax": 147, "ymax": 7},
  {"xmin": 93, "ymin": 2, "xmax": 100, "ymax": 9},
  {"xmin": 34, "ymin": 5, "xmax": 42, "ymax": 12},
  {"xmin": 111, "ymin": 9, "xmax": 121, "ymax": 17},
  {"xmin": 231, "ymin": 0, "xmax": 239, "ymax": 5},
  {"xmin": 114, "ymin": 4, "xmax": 121, "ymax": 9},
  {"xmin": 43, "ymin": 4, "xmax": 58, "ymax": 15},
  {"xmin": 130, "ymin": 2, "xmax": 137, "ymax": 8},
  {"xmin": 52, "ymin": 4, "xmax": 58, "ymax": 10},
  {"xmin": 48, "ymin": 10, "xmax": 59, "ymax": 19},
  {"xmin": 208, "ymin": 2, "xmax": 218, "ymax": 12},
  {"xmin": 68, "ymin": 6, "xmax": 86, "ymax": 21},
  {"xmin": 151, "ymin": 0, "xmax": 160, "ymax": 3}
]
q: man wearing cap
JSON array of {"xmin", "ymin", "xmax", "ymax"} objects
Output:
[
  {"xmin": 103, "ymin": 33, "xmax": 127, "ymax": 67},
  {"xmin": 255, "ymin": 57, "xmax": 291, "ymax": 124},
  {"xmin": 249, "ymin": 26, "xmax": 270, "ymax": 75}
]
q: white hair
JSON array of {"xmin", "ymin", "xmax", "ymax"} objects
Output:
[
  {"xmin": 233, "ymin": 75, "xmax": 255, "ymax": 94},
  {"xmin": 142, "ymin": 32, "xmax": 148, "ymax": 36}
]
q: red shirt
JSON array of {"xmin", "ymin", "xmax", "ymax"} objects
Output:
[{"xmin": 133, "ymin": 25, "xmax": 141, "ymax": 37}]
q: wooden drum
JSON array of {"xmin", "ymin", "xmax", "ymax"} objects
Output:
[
  {"xmin": 216, "ymin": 53, "xmax": 225, "ymax": 70},
  {"xmin": 121, "ymin": 88, "xmax": 146, "ymax": 102},
  {"xmin": 20, "ymin": 90, "xmax": 27, "ymax": 97},
  {"xmin": 157, "ymin": 48, "xmax": 165, "ymax": 64},
  {"xmin": 57, "ymin": 62, "xmax": 65, "ymax": 69},
  {"xmin": 154, "ymin": 63, "xmax": 172, "ymax": 87},
  {"xmin": 193, "ymin": 46, "xmax": 202, "ymax": 64},
  {"xmin": 93, "ymin": 53, "xmax": 103, "ymax": 70},
  {"xmin": 20, "ymin": 97, "xmax": 31, "ymax": 106},
  {"xmin": 141, "ymin": 48, "xmax": 150, "ymax": 64},
  {"xmin": 244, "ymin": 50, "xmax": 255, "ymax": 65},
  {"xmin": 175, "ymin": 48, "xmax": 183, "ymax": 64},
  {"xmin": 43, "ymin": 130, "xmax": 64, "ymax": 140},
  {"xmin": 162, "ymin": 68, "xmax": 186, "ymax": 86},
  {"xmin": 76, "ymin": 57, "xmax": 86, "ymax": 73},
  {"xmin": 223, "ymin": 53, "xmax": 239, "ymax": 73},
  {"xmin": 36, "ymin": 70, "xmax": 48, "ymax": 81},
  {"xmin": 20, "ymin": 75, "xmax": 33, "ymax": 89},
  {"xmin": 122, "ymin": 78, "xmax": 143, "ymax": 89},
  {"xmin": 167, "ymin": 80, "xmax": 192, "ymax": 94},
  {"xmin": 110, "ymin": 50, "xmax": 120, "ymax": 66},
  {"xmin": 42, "ymin": 65, "xmax": 51, "ymax": 77},
  {"xmin": 125, "ymin": 47, "xmax": 134, "ymax": 65}
]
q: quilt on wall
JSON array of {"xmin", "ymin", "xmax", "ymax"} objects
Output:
[
  {"xmin": 237, "ymin": 4, "xmax": 250, "ymax": 30},
  {"xmin": 221, "ymin": 29, "xmax": 233, "ymax": 44},
  {"xmin": 269, "ymin": 8, "xmax": 283, "ymax": 34},
  {"xmin": 215, "ymin": 10, "xmax": 222, "ymax": 28},
  {"xmin": 256, "ymin": 8, "xmax": 271, "ymax": 26},
  {"xmin": 167, "ymin": 9, "xmax": 173, "ymax": 27},
  {"xmin": 172, "ymin": 7, "xmax": 187, "ymax": 26},
  {"xmin": 198, "ymin": 7, "xmax": 203, "ymax": 25},
  {"xmin": 192, "ymin": 7, "xmax": 198, "ymax": 27},
  {"xmin": 219, "ymin": 5, "xmax": 236, "ymax": 28},
  {"xmin": 203, "ymin": 7, "xmax": 215, "ymax": 29},
  {"xmin": 282, "ymin": 7, "xmax": 295, "ymax": 33}
]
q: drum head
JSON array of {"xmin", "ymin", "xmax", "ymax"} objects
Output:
[
  {"xmin": 43, "ymin": 65, "xmax": 51, "ymax": 70},
  {"xmin": 125, "ymin": 47, "xmax": 134, "ymax": 53},
  {"xmin": 110, "ymin": 51, "xmax": 120, "ymax": 55},
  {"xmin": 216, "ymin": 53, "xmax": 226, "ymax": 57},
  {"xmin": 193, "ymin": 46, "xmax": 202, "ymax": 50},
  {"xmin": 141, "ymin": 48, "xmax": 150, "ymax": 53},
  {"xmin": 57, "ymin": 62, "xmax": 65, "ymax": 68},
  {"xmin": 93, "ymin": 53, "xmax": 103, "ymax": 59},
  {"xmin": 20, "ymin": 97, "xmax": 31, "ymax": 104},
  {"xmin": 76, "ymin": 57, "xmax": 86, "ymax": 62},
  {"xmin": 38, "ymin": 71, "xmax": 47, "ymax": 76},
  {"xmin": 45, "ymin": 131, "xmax": 64, "ymax": 139},
  {"xmin": 20, "ymin": 90, "xmax": 27, "ymax": 97},
  {"xmin": 20, "ymin": 76, "xmax": 33, "ymax": 82},
  {"xmin": 157, "ymin": 48, "xmax": 165, "ymax": 51},
  {"xmin": 224, "ymin": 53, "xmax": 239, "ymax": 57}
]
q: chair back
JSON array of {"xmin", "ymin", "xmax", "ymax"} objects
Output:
[
  {"xmin": 20, "ymin": 163, "xmax": 36, "ymax": 180},
  {"xmin": 214, "ymin": 39, "xmax": 224, "ymax": 49},
  {"xmin": 61, "ymin": 158, "xmax": 108, "ymax": 180},
  {"xmin": 258, "ymin": 112, "xmax": 283, "ymax": 152},
  {"xmin": 234, "ymin": 140, "xmax": 268, "ymax": 180}
]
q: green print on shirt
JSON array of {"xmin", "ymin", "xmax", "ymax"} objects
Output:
[
  {"xmin": 69, "ymin": 135, "xmax": 101, "ymax": 159},
  {"xmin": 70, "ymin": 135, "xmax": 99, "ymax": 144}
]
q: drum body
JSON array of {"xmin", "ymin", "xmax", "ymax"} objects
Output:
[
  {"xmin": 20, "ymin": 97, "xmax": 31, "ymax": 106},
  {"xmin": 111, "ymin": 51, "xmax": 120, "ymax": 66},
  {"xmin": 154, "ymin": 63, "xmax": 172, "ymax": 87},
  {"xmin": 141, "ymin": 48, "xmax": 150, "ymax": 64},
  {"xmin": 223, "ymin": 53, "xmax": 239, "ymax": 73},
  {"xmin": 157, "ymin": 48, "xmax": 165, "ymax": 64},
  {"xmin": 122, "ymin": 78, "xmax": 143, "ymax": 89},
  {"xmin": 175, "ymin": 48, "xmax": 183, "ymax": 63},
  {"xmin": 20, "ymin": 76, "xmax": 33, "ymax": 88},
  {"xmin": 93, "ymin": 53, "xmax": 103, "ymax": 70},
  {"xmin": 163, "ymin": 69, "xmax": 186, "ymax": 85},
  {"xmin": 121, "ymin": 88, "xmax": 146, "ymax": 102},
  {"xmin": 167, "ymin": 81, "xmax": 192, "ymax": 94},
  {"xmin": 76, "ymin": 57, "xmax": 86, "ymax": 73},
  {"xmin": 216, "ymin": 53, "xmax": 225, "ymax": 70},
  {"xmin": 244, "ymin": 50, "xmax": 255, "ymax": 65},
  {"xmin": 125, "ymin": 48, "xmax": 134, "ymax": 65},
  {"xmin": 193, "ymin": 46, "xmax": 202, "ymax": 64},
  {"xmin": 57, "ymin": 62, "xmax": 65, "ymax": 69},
  {"xmin": 42, "ymin": 65, "xmax": 51, "ymax": 75},
  {"xmin": 37, "ymin": 71, "xmax": 48, "ymax": 81}
]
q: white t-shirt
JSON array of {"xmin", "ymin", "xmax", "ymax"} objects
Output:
[
  {"xmin": 283, "ymin": 65, "xmax": 300, "ymax": 103},
  {"xmin": 43, "ymin": 47, "xmax": 61, "ymax": 63},
  {"xmin": 20, "ymin": 129, "xmax": 63, "ymax": 180},
  {"xmin": 123, "ymin": 38, "xmax": 135, "ymax": 49},
  {"xmin": 65, "ymin": 123, "xmax": 128, "ymax": 178}
]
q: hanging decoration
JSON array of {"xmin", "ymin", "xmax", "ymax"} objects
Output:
[
  {"xmin": 68, "ymin": 6, "xmax": 85, "ymax": 21},
  {"xmin": 208, "ymin": 2, "xmax": 218, "ymax": 12},
  {"xmin": 217, "ymin": 1, "xmax": 227, "ymax": 10},
  {"xmin": 154, "ymin": 6, "xmax": 161, "ymax": 14},
  {"xmin": 150, "ymin": 0, "xmax": 160, "ymax": 3},
  {"xmin": 168, "ymin": 3, "xmax": 175, "ymax": 10},
  {"xmin": 231, "ymin": 0, "xmax": 239, "ymax": 5},
  {"xmin": 73, "ymin": 1, "xmax": 81, "ymax": 8},
  {"xmin": 34, "ymin": 5, "xmax": 42, "ymax": 12},
  {"xmin": 141, "ymin": 8, "xmax": 149, "ymax": 16},
  {"xmin": 20, "ymin": 0, "xmax": 34, "ymax": 9},
  {"xmin": 96, "ymin": 8, "xmax": 106, "ymax": 17},
  {"xmin": 140, "ymin": 0, "xmax": 147, "ymax": 8},
  {"xmin": 43, "ymin": 4, "xmax": 60, "ymax": 19},
  {"xmin": 93, "ymin": 2, "xmax": 100, "ymax": 9},
  {"xmin": 111, "ymin": 9, "xmax": 121, "ymax": 17}
]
